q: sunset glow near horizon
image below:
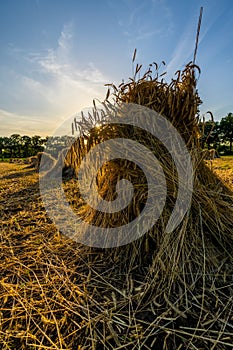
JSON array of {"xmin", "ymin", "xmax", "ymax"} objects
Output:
[{"xmin": 0, "ymin": 0, "xmax": 233, "ymax": 137}]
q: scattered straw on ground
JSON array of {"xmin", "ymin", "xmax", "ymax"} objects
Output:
[{"xmin": 0, "ymin": 161, "xmax": 233, "ymax": 349}]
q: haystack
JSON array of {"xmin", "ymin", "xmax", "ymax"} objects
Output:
[{"xmin": 64, "ymin": 60, "xmax": 233, "ymax": 348}]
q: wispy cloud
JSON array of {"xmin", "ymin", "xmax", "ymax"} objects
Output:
[
  {"xmin": 58, "ymin": 22, "xmax": 73, "ymax": 50},
  {"xmin": 0, "ymin": 108, "xmax": 52, "ymax": 136},
  {"xmin": 166, "ymin": 34, "xmax": 194, "ymax": 77},
  {"xmin": 29, "ymin": 22, "xmax": 107, "ymax": 98},
  {"xmin": 117, "ymin": 0, "xmax": 174, "ymax": 43},
  {"xmin": 166, "ymin": 4, "xmax": 231, "ymax": 78},
  {"xmin": 0, "ymin": 22, "xmax": 108, "ymax": 135}
]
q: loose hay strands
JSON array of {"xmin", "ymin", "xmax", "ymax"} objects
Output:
[{"xmin": 1, "ymin": 57, "xmax": 233, "ymax": 349}]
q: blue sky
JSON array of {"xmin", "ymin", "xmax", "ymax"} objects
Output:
[{"xmin": 0, "ymin": 0, "xmax": 233, "ymax": 136}]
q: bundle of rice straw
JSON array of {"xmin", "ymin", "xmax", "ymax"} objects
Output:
[{"xmin": 62, "ymin": 60, "xmax": 233, "ymax": 349}]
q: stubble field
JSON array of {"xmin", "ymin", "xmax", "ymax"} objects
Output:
[{"xmin": 0, "ymin": 156, "xmax": 232, "ymax": 349}]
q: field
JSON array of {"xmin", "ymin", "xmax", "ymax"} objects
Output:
[
  {"xmin": 0, "ymin": 156, "xmax": 233, "ymax": 349},
  {"xmin": 209, "ymin": 155, "xmax": 233, "ymax": 190}
]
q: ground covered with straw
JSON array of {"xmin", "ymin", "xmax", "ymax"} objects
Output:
[
  {"xmin": 0, "ymin": 159, "xmax": 232, "ymax": 349},
  {"xmin": 1, "ymin": 61, "xmax": 233, "ymax": 349}
]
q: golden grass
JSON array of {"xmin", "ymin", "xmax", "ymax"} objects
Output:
[{"xmin": 206, "ymin": 156, "xmax": 233, "ymax": 191}]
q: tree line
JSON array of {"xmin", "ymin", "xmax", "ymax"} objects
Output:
[
  {"xmin": 0, "ymin": 134, "xmax": 75, "ymax": 160},
  {"xmin": 0, "ymin": 135, "xmax": 47, "ymax": 159},
  {"xmin": 199, "ymin": 112, "xmax": 233, "ymax": 154},
  {"xmin": 0, "ymin": 113, "xmax": 232, "ymax": 160}
]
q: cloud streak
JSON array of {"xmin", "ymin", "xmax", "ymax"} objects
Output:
[
  {"xmin": 118, "ymin": 0, "xmax": 174, "ymax": 43},
  {"xmin": 0, "ymin": 108, "xmax": 52, "ymax": 136},
  {"xmin": 0, "ymin": 22, "xmax": 108, "ymax": 136}
]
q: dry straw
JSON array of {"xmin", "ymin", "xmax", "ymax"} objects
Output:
[{"xmin": 70, "ymin": 56, "xmax": 233, "ymax": 349}]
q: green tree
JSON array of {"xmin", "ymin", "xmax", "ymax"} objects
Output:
[
  {"xmin": 199, "ymin": 121, "xmax": 220, "ymax": 149},
  {"xmin": 8, "ymin": 134, "xmax": 22, "ymax": 157},
  {"xmin": 220, "ymin": 113, "xmax": 233, "ymax": 153},
  {"xmin": 0, "ymin": 137, "xmax": 6, "ymax": 160},
  {"xmin": 1, "ymin": 137, "xmax": 11, "ymax": 158},
  {"xmin": 21, "ymin": 135, "xmax": 32, "ymax": 157},
  {"xmin": 31, "ymin": 135, "xmax": 44, "ymax": 155}
]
